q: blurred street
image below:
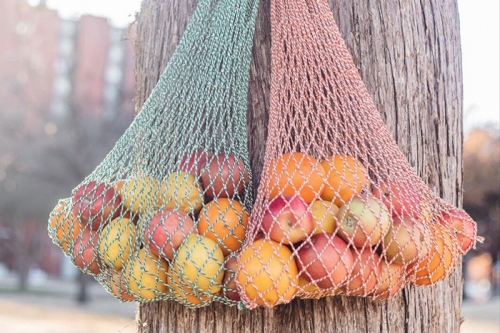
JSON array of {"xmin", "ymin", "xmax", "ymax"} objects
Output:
[
  {"xmin": 0, "ymin": 274, "xmax": 498, "ymax": 333},
  {"xmin": 461, "ymin": 297, "xmax": 500, "ymax": 333},
  {"xmin": 0, "ymin": 275, "xmax": 136, "ymax": 333}
]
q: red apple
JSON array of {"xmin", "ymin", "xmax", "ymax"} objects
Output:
[
  {"xmin": 336, "ymin": 193, "xmax": 391, "ymax": 248},
  {"xmin": 144, "ymin": 208, "xmax": 195, "ymax": 260},
  {"xmin": 372, "ymin": 261, "xmax": 404, "ymax": 299},
  {"xmin": 253, "ymin": 231, "xmax": 265, "ymax": 242},
  {"xmin": 201, "ymin": 153, "xmax": 249, "ymax": 199},
  {"xmin": 382, "ymin": 216, "xmax": 423, "ymax": 265},
  {"xmin": 372, "ymin": 181, "xmax": 421, "ymax": 218},
  {"xmin": 72, "ymin": 180, "xmax": 121, "ymax": 230},
  {"xmin": 439, "ymin": 208, "xmax": 476, "ymax": 254},
  {"xmin": 261, "ymin": 196, "xmax": 314, "ymax": 244},
  {"xmin": 296, "ymin": 233, "xmax": 354, "ymax": 289},
  {"xmin": 178, "ymin": 150, "xmax": 213, "ymax": 177},
  {"xmin": 72, "ymin": 227, "xmax": 102, "ymax": 275},
  {"xmin": 345, "ymin": 249, "xmax": 381, "ymax": 296},
  {"xmin": 219, "ymin": 257, "xmax": 240, "ymax": 301}
]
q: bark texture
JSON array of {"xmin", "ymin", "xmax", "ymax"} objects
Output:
[{"xmin": 134, "ymin": 0, "xmax": 464, "ymax": 332}]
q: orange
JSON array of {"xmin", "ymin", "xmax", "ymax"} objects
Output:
[
  {"xmin": 266, "ymin": 152, "xmax": 325, "ymax": 203},
  {"xmin": 237, "ymin": 239, "xmax": 298, "ymax": 307},
  {"xmin": 320, "ymin": 155, "xmax": 369, "ymax": 206},
  {"xmin": 413, "ymin": 225, "xmax": 456, "ymax": 286},
  {"xmin": 197, "ymin": 198, "xmax": 249, "ymax": 256},
  {"xmin": 169, "ymin": 267, "xmax": 212, "ymax": 307},
  {"xmin": 49, "ymin": 200, "xmax": 82, "ymax": 253}
]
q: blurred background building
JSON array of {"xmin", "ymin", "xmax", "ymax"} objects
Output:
[{"xmin": 0, "ymin": 0, "xmax": 135, "ymax": 289}]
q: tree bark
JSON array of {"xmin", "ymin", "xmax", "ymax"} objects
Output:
[{"xmin": 134, "ymin": 0, "xmax": 464, "ymax": 332}]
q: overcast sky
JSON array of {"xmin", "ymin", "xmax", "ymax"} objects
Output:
[{"xmin": 39, "ymin": 0, "xmax": 499, "ymax": 133}]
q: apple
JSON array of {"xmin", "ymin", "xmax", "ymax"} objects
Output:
[
  {"xmin": 172, "ymin": 234, "xmax": 225, "ymax": 294},
  {"xmin": 144, "ymin": 208, "xmax": 195, "ymax": 260},
  {"xmin": 296, "ymin": 233, "xmax": 354, "ymax": 289},
  {"xmin": 372, "ymin": 261, "xmax": 404, "ymax": 299},
  {"xmin": 336, "ymin": 193, "xmax": 391, "ymax": 248},
  {"xmin": 297, "ymin": 275, "xmax": 321, "ymax": 295},
  {"xmin": 123, "ymin": 248, "xmax": 169, "ymax": 299},
  {"xmin": 310, "ymin": 200, "xmax": 339, "ymax": 235},
  {"xmin": 219, "ymin": 257, "xmax": 240, "ymax": 301},
  {"xmin": 118, "ymin": 176, "xmax": 161, "ymax": 214},
  {"xmin": 72, "ymin": 180, "xmax": 122, "ymax": 230},
  {"xmin": 201, "ymin": 153, "xmax": 249, "ymax": 199},
  {"xmin": 178, "ymin": 150, "xmax": 213, "ymax": 177},
  {"xmin": 372, "ymin": 181, "xmax": 421, "ymax": 218},
  {"xmin": 261, "ymin": 196, "xmax": 314, "ymax": 244},
  {"xmin": 439, "ymin": 208, "xmax": 476, "ymax": 254},
  {"xmin": 98, "ymin": 217, "xmax": 136, "ymax": 270},
  {"xmin": 158, "ymin": 171, "xmax": 204, "ymax": 214},
  {"xmin": 345, "ymin": 249, "xmax": 381, "ymax": 296},
  {"xmin": 382, "ymin": 216, "xmax": 423, "ymax": 265},
  {"xmin": 72, "ymin": 227, "xmax": 102, "ymax": 275},
  {"xmin": 253, "ymin": 231, "xmax": 265, "ymax": 242}
]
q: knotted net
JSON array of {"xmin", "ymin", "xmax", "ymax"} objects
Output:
[
  {"xmin": 48, "ymin": 0, "xmax": 258, "ymax": 308},
  {"xmin": 236, "ymin": 0, "xmax": 478, "ymax": 309}
]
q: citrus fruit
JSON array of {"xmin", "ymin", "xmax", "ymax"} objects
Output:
[
  {"xmin": 320, "ymin": 155, "xmax": 369, "ymax": 206},
  {"xmin": 197, "ymin": 198, "xmax": 248, "ymax": 256},
  {"xmin": 413, "ymin": 225, "xmax": 456, "ymax": 286},
  {"xmin": 266, "ymin": 152, "xmax": 325, "ymax": 203},
  {"xmin": 237, "ymin": 239, "xmax": 298, "ymax": 307},
  {"xmin": 49, "ymin": 200, "xmax": 82, "ymax": 253}
]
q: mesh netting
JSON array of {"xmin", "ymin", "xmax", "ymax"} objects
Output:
[
  {"xmin": 235, "ymin": 0, "xmax": 478, "ymax": 309},
  {"xmin": 48, "ymin": 0, "xmax": 258, "ymax": 308}
]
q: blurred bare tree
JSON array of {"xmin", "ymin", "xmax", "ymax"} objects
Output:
[
  {"xmin": 0, "ymin": 95, "xmax": 133, "ymax": 290},
  {"xmin": 0, "ymin": 0, "xmax": 135, "ymax": 290}
]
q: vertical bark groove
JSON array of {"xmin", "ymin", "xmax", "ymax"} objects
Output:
[{"xmin": 134, "ymin": 0, "xmax": 463, "ymax": 332}]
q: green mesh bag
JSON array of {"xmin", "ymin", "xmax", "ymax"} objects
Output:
[{"xmin": 47, "ymin": 0, "xmax": 259, "ymax": 308}]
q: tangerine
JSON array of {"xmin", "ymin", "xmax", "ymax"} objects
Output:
[
  {"xmin": 197, "ymin": 198, "xmax": 249, "ymax": 256},
  {"xmin": 413, "ymin": 224, "xmax": 456, "ymax": 286},
  {"xmin": 49, "ymin": 200, "xmax": 82, "ymax": 253},
  {"xmin": 237, "ymin": 239, "xmax": 298, "ymax": 307},
  {"xmin": 320, "ymin": 155, "xmax": 369, "ymax": 206},
  {"xmin": 266, "ymin": 152, "xmax": 325, "ymax": 204}
]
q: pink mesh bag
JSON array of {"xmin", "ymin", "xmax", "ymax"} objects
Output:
[{"xmin": 235, "ymin": 0, "xmax": 479, "ymax": 309}]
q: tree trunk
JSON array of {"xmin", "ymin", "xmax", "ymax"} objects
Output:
[{"xmin": 134, "ymin": 0, "xmax": 464, "ymax": 332}]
